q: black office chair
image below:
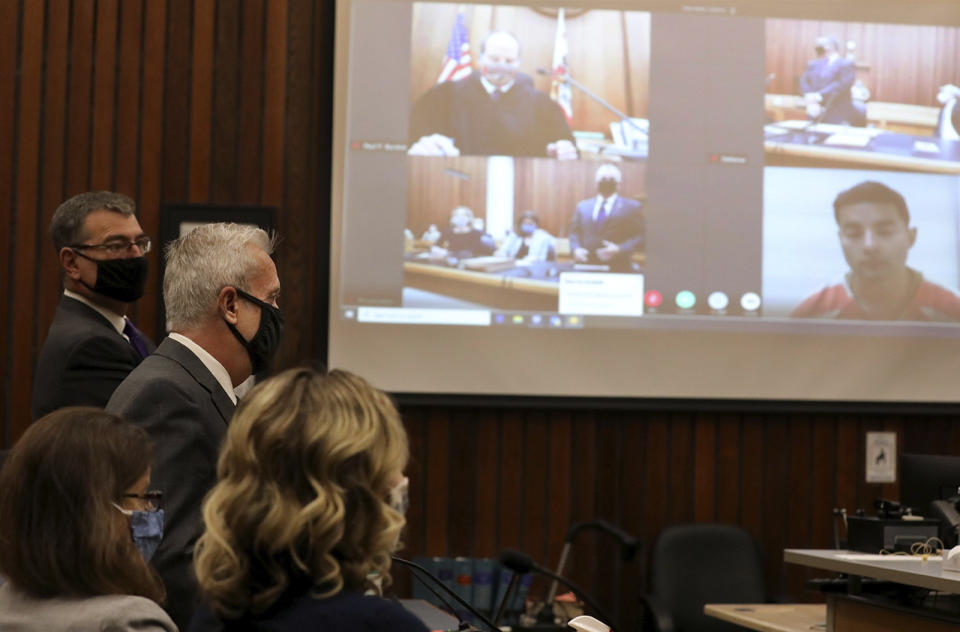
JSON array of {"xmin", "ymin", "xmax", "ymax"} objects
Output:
[{"xmin": 640, "ymin": 523, "xmax": 767, "ymax": 632}]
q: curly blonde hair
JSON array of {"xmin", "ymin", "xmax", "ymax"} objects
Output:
[{"xmin": 194, "ymin": 367, "xmax": 409, "ymax": 619}]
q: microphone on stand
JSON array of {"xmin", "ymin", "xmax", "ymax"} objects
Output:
[
  {"xmin": 545, "ymin": 520, "xmax": 640, "ymax": 606},
  {"xmin": 497, "ymin": 549, "xmax": 616, "ymax": 631},
  {"xmin": 391, "ymin": 556, "xmax": 500, "ymax": 632}
]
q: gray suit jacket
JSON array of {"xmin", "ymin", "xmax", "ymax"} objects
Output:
[
  {"xmin": 0, "ymin": 582, "xmax": 177, "ymax": 631},
  {"xmin": 106, "ymin": 337, "xmax": 235, "ymax": 631}
]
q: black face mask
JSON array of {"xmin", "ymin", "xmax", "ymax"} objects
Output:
[
  {"xmin": 225, "ymin": 288, "xmax": 284, "ymax": 375},
  {"xmin": 75, "ymin": 252, "xmax": 148, "ymax": 303},
  {"xmin": 597, "ymin": 178, "xmax": 618, "ymax": 198}
]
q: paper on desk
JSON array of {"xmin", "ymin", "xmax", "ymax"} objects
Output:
[
  {"xmin": 822, "ymin": 133, "xmax": 872, "ymax": 148},
  {"xmin": 836, "ymin": 553, "xmax": 942, "ymax": 561},
  {"xmin": 914, "ymin": 140, "xmax": 941, "ymax": 154}
]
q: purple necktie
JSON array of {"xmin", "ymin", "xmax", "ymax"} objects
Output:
[
  {"xmin": 123, "ymin": 320, "xmax": 150, "ymax": 359},
  {"xmin": 597, "ymin": 199, "xmax": 609, "ymax": 224}
]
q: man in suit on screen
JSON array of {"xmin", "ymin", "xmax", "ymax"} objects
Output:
[
  {"xmin": 799, "ymin": 36, "xmax": 866, "ymax": 126},
  {"xmin": 107, "ymin": 223, "xmax": 283, "ymax": 629},
  {"xmin": 408, "ymin": 30, "xmax": 577, "ymax": 158},
  {"xmin": 568, "ymin": 163, "xmax": 645, "ymax": 272},
  {"xmin": 31, "ymin": 191, "xmax": 155, "ymax": 420}
]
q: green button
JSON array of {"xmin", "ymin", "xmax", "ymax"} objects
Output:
[{"xmin": 675, "ymin": 291, "xmax": 696, "ymax": 310}]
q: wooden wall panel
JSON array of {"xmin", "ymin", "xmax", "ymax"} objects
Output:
[
  {"xmin": 766, "ymin": 19, "xmax": 960, "ymax": 106},
  {"xmin": 4, "ymin": 3, "xmax": 960, "ymax": 631}
]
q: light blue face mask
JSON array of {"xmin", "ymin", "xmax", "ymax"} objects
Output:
[{"xmin": 114, "ymin": 504, "xmax": 165, "ymax": 561}]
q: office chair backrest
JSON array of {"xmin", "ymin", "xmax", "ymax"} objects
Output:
[{"xmin": 650, "ymin": 523, "xmax": 767, "ymax": 632}]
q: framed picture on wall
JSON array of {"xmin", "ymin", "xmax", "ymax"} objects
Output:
[{"xmin": 156, "ymin": 204, "xmax": 277, "ymax": 337}]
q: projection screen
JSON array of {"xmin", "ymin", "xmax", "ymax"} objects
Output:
[{"xmin": 328, "ymin": 0, "xmax": 960, "ymax": 403}]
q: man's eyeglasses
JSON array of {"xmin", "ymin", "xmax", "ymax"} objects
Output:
[
  {"xmin": 70, "ymin": 237, "xmax": 152, "ymax": 256},
  {"xmin": 121, "ymin": 490, "xmax": 163, "ymax": 511}
]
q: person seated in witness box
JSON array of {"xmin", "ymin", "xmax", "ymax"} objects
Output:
[
  {"xmin": 408, "ymin": 30, "xmax": 577, "ymax": 159},
  {"xmin": 495, "ymin": 210, "xmax": 556, "ymax": 263},
  {"xmin": 0, "ymin": 407, "xmax": 175, "ymax": 632},
  {"xmin": 188, "ymin": 368, "xmax": 428, "ymax": 632},
  {"xmin": 431, "ymin": 206, "xmax": 495, "ymax": 260},
  {"xmin": 792, "ymin": 180, "xmax": 960, "ymax": 321}
]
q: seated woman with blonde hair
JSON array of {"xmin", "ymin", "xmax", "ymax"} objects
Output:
[
  {"xmin": 0, "ymin": 407, "xmax": 175, "ymax": 631},
  {"xmin": 189, "ymin": 367, "xmax": 428, "ymax": 631}
]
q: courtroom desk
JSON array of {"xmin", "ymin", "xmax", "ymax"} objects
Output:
[
  {"xmin": 785, "ymin": 549, "xmax": 960, "ymax": 632},
  {"xmin": 403, "ymin": 260, "xmax": 561, "ymax": 311},
  {"xmin": 764, "ymin": 121, "xmax": 960, "ymax": 174},
  {"xmin": 703, "ymin": 604, "xmax": 826, "ymax": 632},
  {"xmin": 765, "ymin": 95, "xmax": 940, "ymax": 136},
  {"xmin": 764, "ymin": 122, "xmax": 960, "ymax": 174}
]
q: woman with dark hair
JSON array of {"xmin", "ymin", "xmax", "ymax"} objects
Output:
[
  {"xmin": 189, "ymin": 367, "xmax": 428, "ymax": 631},
  {"xmin": 0, "ymin": 407, "xmax": 175, "ymax": 631}
]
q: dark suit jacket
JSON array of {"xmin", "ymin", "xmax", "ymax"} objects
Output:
[
  {"xmin": 799, "ymin": 57, "xmax": 865, "ymax": 126},
  {"xmin": 31, "ymin": 295, "xmax": 154, "ymax": 420},
  {"xmin": 106, "ymin": 337, "xmax": 236, "ymax": 631},
  {"xmin": 569, "ymin": 196, "xmax": 645, "ymax": 270}
]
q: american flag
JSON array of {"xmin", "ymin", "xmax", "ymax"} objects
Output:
[
  {"xmin": 437, "ymin": 9, "xmax": 472, "ymax": 84},
  {"xmin": 550, "ymin": 8, "xmax": 573, "ymax": 126}
]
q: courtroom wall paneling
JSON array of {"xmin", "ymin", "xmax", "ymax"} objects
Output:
[{"xmin": 766, "ymin": 19, "xmax": 960, "ymax": 107}]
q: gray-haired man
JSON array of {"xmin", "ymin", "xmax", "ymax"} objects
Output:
[{"xmin": 107, "ymin": 222, "xmax": 283, "ymax": 629}]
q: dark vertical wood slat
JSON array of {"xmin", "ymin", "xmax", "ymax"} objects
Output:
[
  {"xmin": 11, "ymin": 0, "xmax": 44, "ymax": 440},
  {"xmin": 522, "ymin": 411, "xmax": 549, "ymax": 562},
  {"xmin": 667, "ymin": 413, "xmax": 693, "ymax": 524},
  {"xmin": 236, "ymin": 0, "xmax": 264, "ymax": 204},
  {"xmin": 0, "ymin": 0, "xmax": 19, "ymax": 444},
  {"xmin": 693, "ymin": 414, "xmax": 716, "ymax": 522},
  {"xmin": 620, "ymin": 415, "xmax": 646, "ymax": 631},
  {"xmin": 278, "ymin": 0, "xmax": 318, "ymax": 368},
  {"xmin": 424, "ymin": 407, "xmax": 449, "ymax": 556},
  {"xmin": 740, "ymin": 415, "xmax": 765, "ymax": 538},
  {"xmin": 568, "ymin": 412, "xmax": 597, "ymax": 594},
  {"xmin": 161, "ymin": 0, "xmax": 191, "ymax": 203},
  {"xmin": 593, "ymin": 415, "xmax": 623, "ymax": 624},
  {"xmin": 66, "ymin": 0, "xmax": 95, "ymax": 195},
  {"xmin": 811, "ymin": 418, "xmax": 837, "ymax": 548},
  {"xmin": 137, "ymin": 0, "xmax": 167, "ymax": 340},
  {"xmin": 643, "ymin": 416, "xmax": 668, "ymax": 546},
  {"xmin": 90, "ymin": 0, "xmax": 119, "ymax": 190},
  {"xmin": 35, "ymin": 0, "xmax": 70, "ymax": 365},
  {"xmin": 785, "ymin": 416, "xmax": 813, "ymax": 600},
  {"xmin": 715, "ymin": 414, "xmax": 741, "ymax": 525},
  {"xmin": 762, "ymin": 417, "xmax": 789, "ymax": 599},
  {"xmin": 211, "ymin": 0, "xmax": 240, "ymax": 204},
  {"xmin": 115, "ymin": 0, "xmax": 142, "ymax": 197},
  {"xmin": 400, "ymin": 407, "xmax": 426, "ymax": 561},
  {"xmin": 546, "ymin": 411, "xmax": 572, "ymax": 571},
  {"xmin": 498, "ymin": 410, "xmax": 524, "ymax": 551},
  {"xmin": 473, "ymin": 411, "xmax": 499, "ymax": 557},
  {"xmin": 188, "ymin": 0, "xmax": 214, "ymax": 202},
  {"xmin": 447, "ymin": 409, "xmax": 477, "ymax": 555},
  {"xmin": 262, "ymin": 0, "xmax": 287, "ymax": 208}
]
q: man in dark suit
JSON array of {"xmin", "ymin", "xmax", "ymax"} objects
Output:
[
  {"xmin": 107, "ymin": 223, "xmax": 283, "ymax": 630},
  {"xmin": 799, "ymin": 36, "xmax": 866, "ymax": 126},
  {"xmin": 31, "ymin": 191, "xmax": 154, "ymax": 420},
  {"xmin": 408, "ymin": 30, "xmax": 576, "ymax": 158},
  {"xmin": 569, "ymin": 163, "xmax": 645, "ymax": 272}
]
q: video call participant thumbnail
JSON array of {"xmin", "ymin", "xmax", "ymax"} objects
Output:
[
  {"xmin": 792, "ymin": 181, "xmax": 960, "ymax": 321},
  {"xmin": 408, "ymin": 30, "xmax": 576, "ymax": 159},
  {"xmin": 568, "ymin": 163, "xmax": 645, "ymax": 272}
]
